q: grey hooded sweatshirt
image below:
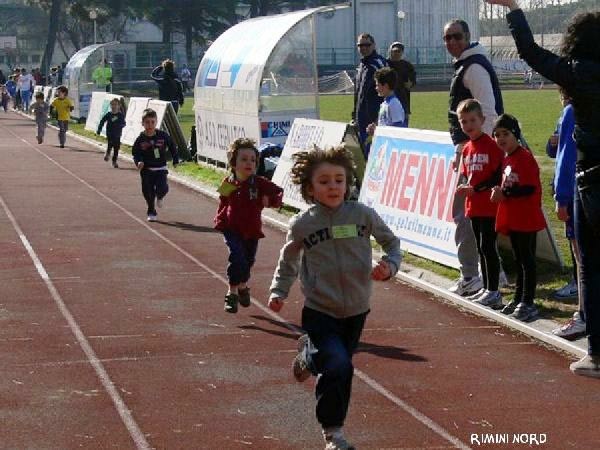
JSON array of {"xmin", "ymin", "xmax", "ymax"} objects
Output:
[{"xmin": 270, "ymin": 201, "xmax": 401, "ymax": 319}]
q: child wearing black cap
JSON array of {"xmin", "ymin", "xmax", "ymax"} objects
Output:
[{"xmin": 491, "ymin": 114, "xmax": 546, "ymax": 322}]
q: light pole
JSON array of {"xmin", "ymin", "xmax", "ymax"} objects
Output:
[
  {"xmin": 89, "ymin": 9, "xmax": 98, "ymax": 45},
  {"xmin": 397, "ymin": 10, "xmax": 405, "ymax": 44}
]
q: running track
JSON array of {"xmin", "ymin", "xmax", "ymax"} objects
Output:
[{"xmin": 1, "ymin": 113, "xmax": 599, "ymax": 450}]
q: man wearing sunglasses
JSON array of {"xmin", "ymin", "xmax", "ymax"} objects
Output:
[
  {"xmin": 444, "ymin": 19, "xmax": 505, "ymax": 297},
  {"xmin": 352, "ymin": 33, "xmax": 387, "ymax": 156}
]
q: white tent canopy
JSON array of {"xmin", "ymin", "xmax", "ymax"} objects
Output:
[
  {"xmin": 64, "ymin": 41, "xmax": 118, "ymax": 119},
  {"xmin": 194, "ymin": 7, "xmax": 341, "ymax": 163}
]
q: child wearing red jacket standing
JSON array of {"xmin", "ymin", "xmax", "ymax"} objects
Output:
[
  {"xmin": 214, "ymin": 138, "xmax": 283, "ymax": 314},
  {"xmin": 491, "ymin": 114, "xmax": 546, "ymax": 322},
  {"xmin": 455, "ymin": 99, "xmax": 505, "ymax": 309}
]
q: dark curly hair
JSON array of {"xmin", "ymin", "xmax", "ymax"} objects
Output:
[
  {"xmin": 559, "ymin": 11, "xmax": 600, "ymax": 62},
  {"xmin": 227, "ymin": 137, "xmax": 259, "ymax": 175},
  {"xmin": 290, "ymin": 145, "xmax": 355, "ymax": 204}
]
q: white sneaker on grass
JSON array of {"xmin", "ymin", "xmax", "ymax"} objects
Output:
[
  {"xmin": 474, "ymin": 290, "xmax": 503, "ymax": 309},
  {"xmin": 553, "ymin": 279, "xmax": 578, "ymax": 299},
  {"xmin": 466, "ymin": 288, "xmax": 487, "ymax": 301}
]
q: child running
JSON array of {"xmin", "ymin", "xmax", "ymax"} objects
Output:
[
  {"xmin": 49, "ymin": 85, "xmax": 73, "ymax": 148},
  {"xmin": 269, "ymin": 145, "xmax": 401, "ymax": 450},
  {"xmin": 30, "ymin": 91, "xmax": 49, "ymax": 144},
  {"xmin": 455, "ymin": 99, "xmax": 505, "ymax": 309},
  {"xmin": 1, "ymin": 85, "xmax": 9, "ymax": 113},
  {"xmin": 491, "ymin": 114, "xmax": 546, "ymax": 321},
  {"xmin": 96, "ymin": 98, "xmax": 126, "ymax": 168},
  {"xmin": 214, "ymin": 137, "xmax": 283, "ymax": 313},
  {"xmin": 132, "ymin": 108, "xmax": 178, "ymax": 222}
]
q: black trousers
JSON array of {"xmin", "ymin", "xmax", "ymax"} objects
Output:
[
  {"xmin": 140, "ymin": 169, "xmax": 168, "ymax": 215},
  {"xmin": 470, "ymin": 216, "xmax": 500, "ymax": 291},
  {"xmin": 106, "ymin": 137, "xmax": 121, "ymax": 162},
  {"xmin": 509, "ymin": 231, "xmax": 537, "ymax": 305}
]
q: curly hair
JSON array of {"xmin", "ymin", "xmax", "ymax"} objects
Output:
[
  {"xmin": 227, "ymin": 137, "xmax": 259, "ymax": 174},
  {"xmin": 290, "ymin": 145, "xmax": 355, "ymax": 204},
  {"xmin": 560, "ymin": 11, "xmax": 600, "ymax": 62}
]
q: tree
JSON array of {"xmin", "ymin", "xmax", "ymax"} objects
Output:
[{"xmin": 40, "ymin": 0, "xmax": 62, "ymax": 74}]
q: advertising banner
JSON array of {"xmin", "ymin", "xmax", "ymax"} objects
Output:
[
  {"xmin": 121, "ymin": 97, "xmax": 151, "ymax": 146},
  {"xmin": 272, "ymin": 118, "xmax": 365, "ymax": 211},
  {"xmin": 84, "ymin": 92, "xmax": 125, "ymax": 136},
  {"xmin": 360, "ymin": 127, "xmax": 460, "ymax": 268}
]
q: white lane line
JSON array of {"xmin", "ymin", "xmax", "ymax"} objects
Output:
[
  {"xmin": 0, "ymin": 194, "xmax": 150, "ymax": 450},
  {"xmin": 8, "ymin": 127, "xmax": 470, "ymax": 450}
]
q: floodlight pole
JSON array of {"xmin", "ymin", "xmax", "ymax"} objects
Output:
[{"xmin": 89, "ymin": 9, "xmax": 98, "ymax": 45}]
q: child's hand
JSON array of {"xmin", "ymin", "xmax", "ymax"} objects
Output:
[
  {"xmin": 137, "ymin": 162, "xmax": 144, "ymax": 171},
  {"xmin": 268, "ymin": 297, "xmax": 284, "ymax": 312},
  {"xmin": 556, "ymin": 203, "xmax": 569, "ymax": 222},
  {"xmin": 456, "ymin": 184, "xmax": 474, "ymax": 197},
  {"xmin": 490, "ymin": 186, "xmax": 504, "ymax": 203},
  {"xmin": 371, "ymin": 260, "xmax": 392, "ymax": 281},
  {"xmin": 366, "ymin": 122, "xmax": 376, "ymax": 136}
]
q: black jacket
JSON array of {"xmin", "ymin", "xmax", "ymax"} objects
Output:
[
  {"xmin": 151, "ymin": 67, "xmax": 184, "ymax": 105},
  {"xmin": 508, "ymin": 8, "xmax": 600, "ymax": 164},
  {"xmin": 97, "ymin": 111, "xmax": 125, "ymax": 139},
  {"xmin": 352, "ymin": 51, "xmax": 387, "ymax": 126},
  {"xmin": 387, "ymin": 59, "xmax": 416, "ymax": 115},
  {"xmin": 132, "ymin": 130, "xmax": 179, "ymax": 169}
]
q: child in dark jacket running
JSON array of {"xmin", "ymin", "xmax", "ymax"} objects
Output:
[
  {"xmin": 97, "ymin": 98, "xmax": 126, "ymax": 168},
  {"xmin": 269, "ymin": 145, "xmax": 401, "ymax": 450},
  {"xmin": 132, "ymin": 108, "xmax": 178, "ymax": 222},
  {"xmin": 214, "ymin": 137, "xmax": 283, "ymax": 314},
  {"xmin": 491, "ymin": 114, "xmax": 546, "ymax": 322}
]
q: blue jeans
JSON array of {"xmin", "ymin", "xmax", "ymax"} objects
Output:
[
  {"xmin": 223, "ymin": 230, "xmax": 258, "ymax": 285},
  {"xmin": 575, "ymin": 185, "xmax": 600, "ymax": 355},
  {"xmin": 301, "ymin": 307, "xmax": 368, "ymax": 428}
]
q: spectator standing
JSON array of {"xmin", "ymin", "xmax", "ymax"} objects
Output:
[
  {"xmin": 444, "ymin": 18, "xmax": 504, "ymax": 297},
  {"xmin": 180, "ymin": 64, "xmax": 192, "ymax": 93},
  {"xmin": 0, "ymin": 69, "xmax": 6, "ymax": 85},
  {"xmin": 151, "ymin": 59, "xmax": 184, "ymax": 114},
  {"xmin": 486, "ymin": 0, "xmax": 600, "ymax": 378},
  {"xmin": 18, "ymin": 68, "xmax": 34, "ymax": 111},
  {"xmin": 92, "ymin": 59, "xmax": 113, "ymax": 93},
  {"xmin": 5, "ymin": 75, "xmax": 16, "ymax": 109},
  {"xmin": 386, "ymin": 42, "xmax": 416, "ymax": 127},
  {"xmin": 366, "ymin": 67, "xmax": 405, "ymax": 138},
  {"xmin": 352, "ymin": 33, "xmax": 387, "ymax": 157}
]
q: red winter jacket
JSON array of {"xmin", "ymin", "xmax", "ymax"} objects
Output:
[
  {"xmin": 495, "ymin": 146, "xmax": 546, "ymax": 235},
  {"xmin": 214, "ymin": 175, "xmax": 283, "ymax": 239},
  {"xmin": 461, "ymin": 133, "xmax": 505, "ymax": 218}
]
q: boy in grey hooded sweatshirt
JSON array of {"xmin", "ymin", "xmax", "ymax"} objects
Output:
[{"xmin": 269, "ymin": 145, "xmax": 401, "ymax": 450}]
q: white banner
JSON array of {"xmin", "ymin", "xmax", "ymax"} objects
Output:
[
  {"xmin": 360, "ymin": 127, "xmax": 460, "ymax": 268},
  {"xmin": 84, "ymin": 92, "xmax": 125, "ymax": 137},
  {"xmin": 272, "ymin": 118, "xmax": 354, "ymax": 210},
  {"xmin": 195, "ymin": 109, "xmax": 259, "ymax": 163},
  {"xmin": 121, "ymin": 97, "xmax": 151, "ymax": 146}
]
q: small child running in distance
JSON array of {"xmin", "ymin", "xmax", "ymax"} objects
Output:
[
  {"xmin": 30, "ymin": 91, "xmax": 49, "ymax": 144},
  {"xmin": 491, "ymin": 114, "xmax": 546, "ymax": 322},
  {"xmin": 455, "ymin": 98, "xmax": 505, "ymax": 309},
  {"xmin": 269, "ymin": 145, "xmax": 401, "ymax": 450},
  {"xmin": 49, "ymin": 85, "xmax": 74, "ymax": 148},
  {"xmin": 0, "ymin": 85, "xmax": 10, "ymax": 113},
  {"xmin": 96, "ymin": 98, "xmax": 126, "ymax": 168},
  {"xmin": 214, "ymin": 137, "xmax": 283, "ymax": 313},
  {"xmin": 132, "ymin": 108, "xmax": 178, "ymax": 222}
]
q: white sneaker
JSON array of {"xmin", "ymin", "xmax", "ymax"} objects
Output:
[
  {"xmin": 156, "ymin": 197, "xmax": 164, "ymax": 208},
  {"xmin": 553, "ymin": 279, "xmax": 578, "ymax": 299},
  {"xmin": 147, "ymin": 214, "xmax": 157, "ymax": 222},
  {"xmin": 448, "ymin": 276, "xmax": 483, "ymax": 297},
  {"xmin": 323, "ymin": 428, "xmax": 355, "ymax": 450},
  {"xmin": 474, "ymin": 290, "xmax": 503, "ymax": 309},
  {"xmin": 466, "ymin": 288, "xmax": 487, "ymax": 301},
  {"xmin": 552, "ymin": 311, "xmax": 586, "ymax": 340}
]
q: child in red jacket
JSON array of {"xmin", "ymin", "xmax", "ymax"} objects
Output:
[
  {"xmin": 214, "ymin": 138, "xmax": 283, "ymax": 313},
  {"xmin": 455, "ymin": 99, "xmax": 505, "ymax": 309},
  {"xmin": 491, "ymin": 114, "xmax": 546, "ymax": 322}
]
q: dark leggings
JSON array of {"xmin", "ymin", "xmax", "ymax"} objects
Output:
[
  {"xmin": 509, "ymin": 231, "xmax": 537, "ymax": 305},
  {"xmin": 140, "ymin": 169, "xmax": 168, "ymax": 215},
  {"xmin": 470, "ymin": 216, "xmax": 500, "ymax": 291}
]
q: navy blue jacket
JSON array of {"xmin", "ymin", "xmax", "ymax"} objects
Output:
[
  {"xmin": 508, "ymin": 8, "xmax": 600, "ymax": 164},
  {"xmin": 132, "ymin": 130, "xmax": 179, "ymax": 169},
  {"xmin": 353, "ymin": 51, "xmax": 387, "ymax": 126},
  {"xmin": 97, "ymin": 111, "xmax": 125, "ymax": 139}
]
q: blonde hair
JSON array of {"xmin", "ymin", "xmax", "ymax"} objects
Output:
[{"xmin": 457, "ymin": 98, "xmax": 483, "ymax": 116}]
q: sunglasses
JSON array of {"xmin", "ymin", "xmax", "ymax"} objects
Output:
[
  {"xmin": 443, "ymin": 33, "xmax": 464, "ymax": 42},
  {"xmin": 357, "ymin": 43, "xmax": 372, "ymax": 48}
]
